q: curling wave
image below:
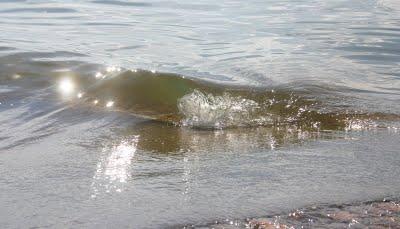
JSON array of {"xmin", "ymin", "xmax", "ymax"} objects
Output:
[{"xmin": 71, "ymin": 69, "xmax": 400, "ymax": 130}]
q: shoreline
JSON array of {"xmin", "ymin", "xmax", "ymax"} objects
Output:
[{"xmin": 181, "ymin": 197, "xmax": 400, "ymax": 228}]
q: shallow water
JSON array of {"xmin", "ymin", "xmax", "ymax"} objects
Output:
[{"xmin": 1, "ymin": 0, "xmax": 400, "ymax": 228}]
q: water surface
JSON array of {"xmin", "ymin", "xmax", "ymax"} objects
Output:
[{"xmin": 0, "ymin": 0, "xmax": 400, "ymax": 228}]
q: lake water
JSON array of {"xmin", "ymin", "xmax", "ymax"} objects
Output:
[{"xmin": 0, "ymin": 0, "xmax": 399, "ymax": 228}]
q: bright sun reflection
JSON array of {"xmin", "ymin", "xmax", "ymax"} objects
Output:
[
  {"xmin": 104, "ymin": 140, "xmax": 136, "ymax": 183},
  {"xmin": 58, "ymin": 78, "xmax": 75, "ymax": 95},
  {"xmin": 106, "ymin": 66, "xmax": 121, "ymax": 73},
  {"xmin": 91, "ymin": 136, "xmax": 139, "ymax": 197}
]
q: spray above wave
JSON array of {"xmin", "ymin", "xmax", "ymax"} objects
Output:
[
  {"xmin": 67, "ymin": 69, "xmax": 398, "ymax": 130},
  {"xmin": 178, "ymin": 90, "xmax": 263, "ymax": 129}
]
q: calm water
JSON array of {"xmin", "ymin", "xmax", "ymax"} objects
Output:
[{"xmin": 1, "ymin": 0, "xmax": 400, "ymax": 228}]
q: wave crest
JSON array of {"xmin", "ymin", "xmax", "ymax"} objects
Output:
[{"xmin": 178, "ymin": 90, "xmax": 270, "ymax": 129}]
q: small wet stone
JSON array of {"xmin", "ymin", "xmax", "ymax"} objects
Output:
[
  {"xmin": 249, "ymin": 218, "xmax": 290, "ymax": 229},
  {"xmin": 326, "ymin": 210, "xmax": 357, "ymax": 222}
]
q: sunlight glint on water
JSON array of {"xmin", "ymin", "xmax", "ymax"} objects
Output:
[{"xmin": 91, "ymin": 137, "xmax": 139, "ymax": 197}]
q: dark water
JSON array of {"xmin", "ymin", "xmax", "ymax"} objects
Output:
[{"xmin": 1, "ymin": 0, "xmax": 400, "ymax": 228}]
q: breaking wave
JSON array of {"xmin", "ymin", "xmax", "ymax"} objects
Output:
[{"xmin": 60, "ymin": 69, "xmax": 400, "ymax": 130}]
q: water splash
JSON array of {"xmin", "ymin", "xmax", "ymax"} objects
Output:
[{"xmin": 178, "ymin": 90, "xmax": 267, "ymax": 129}]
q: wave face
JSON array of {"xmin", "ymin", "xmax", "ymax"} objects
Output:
[
  {"xmin": 77, "ymin": 69, "xmax": 400, "ymax": 130},
  {"xmin": 83, "ymin": 70, "xmax": 202, "ymax": 121}
]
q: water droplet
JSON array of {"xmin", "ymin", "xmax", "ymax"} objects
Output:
[
  {"xmin": 12, "ymin": 74, "xmax": 21, "ymax": 79},
  {"xmin": 95, "ymin": 72, "xmax": 103, "ymax": 78},
  {"xmin": 106, "ymin": 101, "xmax": 114, "ymax": 108}
]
